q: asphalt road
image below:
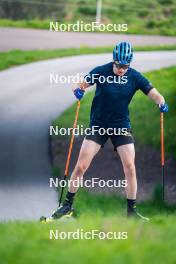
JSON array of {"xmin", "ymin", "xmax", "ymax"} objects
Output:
[
  {"xmin": 0, "ymin": 27, "xmax": 176, "ymax": 51},
  {"xmin": 0, "ymin": 51, "xmax": 176, "ymax": 221}
]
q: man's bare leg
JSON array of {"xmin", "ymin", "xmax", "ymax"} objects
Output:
[
  {"xmin": 117, "ymin": 143, "xmax": 149, "ymax": 220},
  {"xmin": 117, "ymin": 143, "xmax": 136, "ymax": 199},
  {"xmin": 69, "ymin": 138, "xmax": 101, "ymax": 193},
  {"xmin": 51, "ymin": 138, "xmax": 101, "ymax": 219}
]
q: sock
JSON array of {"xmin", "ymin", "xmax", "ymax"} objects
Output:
[
  {"xmin": 64, "ymin": 191, "xmax": 76, "ymax": 207},
  {"xmin": 127, "ymin": 198, "xmax": 136, "ymax": 212}
]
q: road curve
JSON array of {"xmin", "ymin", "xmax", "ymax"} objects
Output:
[
  {"xmin": 0, "ymin": 51, "xmax": 176, "ymax": 221},
  {"xmin": 0, "ymin": 27, "xmax": 176, "ymax": 51}
]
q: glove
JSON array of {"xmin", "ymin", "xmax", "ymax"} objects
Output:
[
  {"xmin": 159, "ymin": 103, "xmax": 169, "ymax": 113},
  {"xmin": 74, "ymin": 88, "xmax": 85, "ymax": 100}
]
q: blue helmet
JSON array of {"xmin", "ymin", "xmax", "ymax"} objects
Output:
[{"xmin": 113, "ymin": 42, "xmax": 133, "ymax": 64}]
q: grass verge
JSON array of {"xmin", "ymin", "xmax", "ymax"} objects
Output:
[
  {"xmin": 0, "ymin": 189, "xmax": 175, "ymax": 264},
  {"xmin": 0, "ymin": 45, "xmax": 176, "ymax": 71},
  {"xmin": 0, "ymin": 8, "xmax": 175, "ymax": 36}
]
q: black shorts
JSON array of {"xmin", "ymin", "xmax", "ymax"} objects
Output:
[{"xmin": 85, "ymin": 128, "xmax": 135, "ymax": 151}]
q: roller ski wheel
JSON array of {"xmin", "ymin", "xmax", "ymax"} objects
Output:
[{"xmin": 40, "ymin": 216, "xmax": 54, "ymax": 223}]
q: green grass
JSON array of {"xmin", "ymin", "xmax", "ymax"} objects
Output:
[
  {"xmin": 0, "ymin": 45, "xmax": 176, "ymax": 71},
  {"xmin": 54, "ymin": 66, "xmax": 176, "ymax": 159},
  {"xmin": 0, "ymin": 190, "xmax": 175, "ymax": 264},
  {"xmin": 0, "ymin": 19, "xmax": 51, "ymax": 29},
  {"xmin": 0, "ymin": 0, "xmax": 176, "ymax": 36}
]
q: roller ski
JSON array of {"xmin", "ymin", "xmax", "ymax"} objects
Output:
[
  {"xmin": 127, "ymin": 206, "xmax": 150, "ymax": 222},
  {"xmin": 40, "ymin": 201, "xmax": 74, "ymax": 223}
]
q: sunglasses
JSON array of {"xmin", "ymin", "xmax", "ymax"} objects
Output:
[{"xmin": 114, "ymin": 62, "xmax": 130, "ymax": 69}]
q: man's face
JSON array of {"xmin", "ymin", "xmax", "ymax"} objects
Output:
[{"xmin": 113, "ymin": 62, "xmax": 129, "ymax": 76}]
